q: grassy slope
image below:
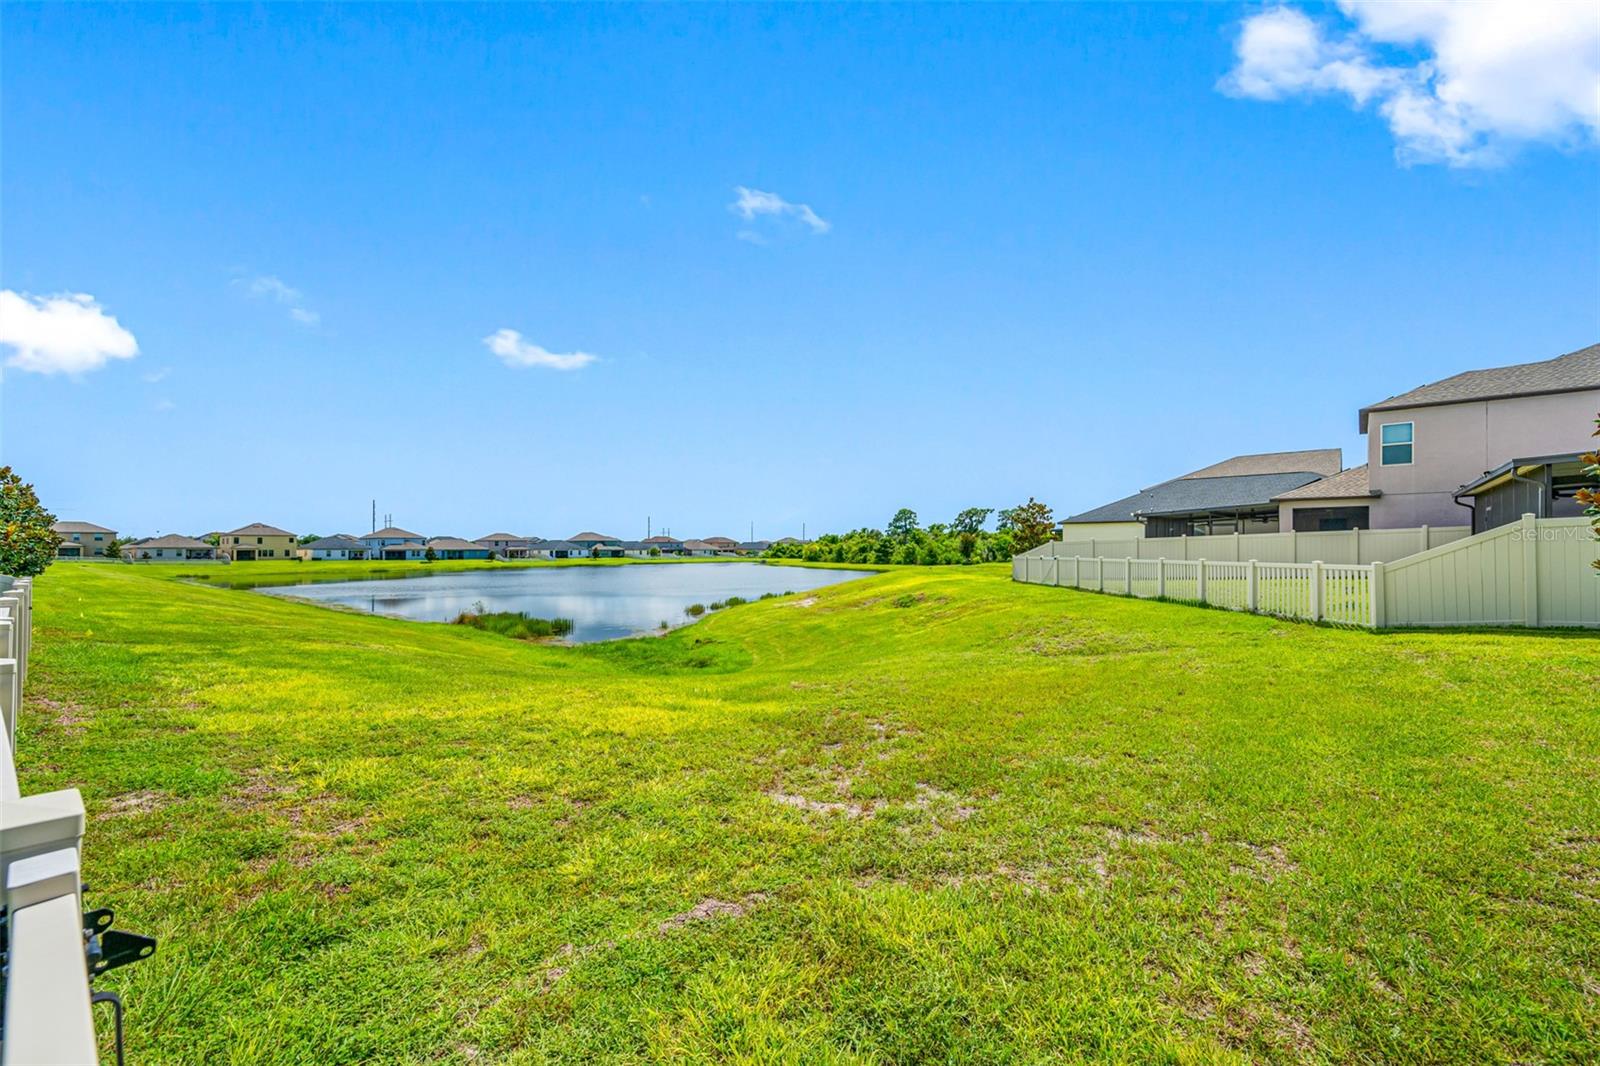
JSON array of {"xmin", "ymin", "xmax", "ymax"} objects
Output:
[{"xmin": 18, "ymin": 562, "xmax": 1599, "ymax": 1065}]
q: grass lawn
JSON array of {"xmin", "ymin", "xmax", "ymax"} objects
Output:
[{"xmin": 17, "ymin": 561, "xmax": 1599, "ymax": 1064}]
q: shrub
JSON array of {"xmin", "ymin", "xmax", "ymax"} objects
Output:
[
  {"xmin": 722, "ymin": 596, "xmax": 749, "ymax": 608},
  {"xmin": 684, "ymin": 603, "xmax": 706, "ymax": 617},
  {"xmin": 0, "ymin": 466, "xmax": 58, "ymax": 577},
  {"xmin": 708, "ymin": 600, "xmax": 727, "ymax": 611},
  {"xmin": 452, "ymin": 610, "xmax": 573, "ymax": 640}
]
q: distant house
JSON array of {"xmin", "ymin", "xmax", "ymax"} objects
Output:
[
  {"xmin": 218, "ymin": 522, "xmax": 297, "ymax": 561},
  {"xmin": 426, "ymin": 537, "xmax": 492, "ymax": 560},
  {"xmin": 641, "ymin": 535, "xmax": 685, "ymax": 555},
  {"xmin": 52, "ymin": 521, "xmax": 116, "ymax": 558},
  {"xmin": 361, "ymin": 526, "xmax": 426, "ymax": 557},
  {"xmin": 528, "ymin": 540, "xmax": 582, "ymax": 559},
  {"xmin": 736, "ymin": 541, "xmax": 771, "ymax": 555},
  {"xmin": 702, "ymin": 536, "xmax": 739, "ymax": 552},
  {"xmin": 297, "ymin": 535, "xmax": 369, "ymax": 561},
  {"xmin": 1061, "ymin": 450, "xmax": 1343, "ymax": 540},
  {"xmin": 773, "ymin": 537, "xmax": 804, "ymax": 547},
  {"xmin": 620, "ymin": 540, "xmax": 655, "ymax": 557},
  {"xmin": 475, "ymin": 533, "xmax": 531, "ymax": 559},
  {"xmin": 568, "ymin": 531, "xmax": 622, "ymax": 549},
  {"xmin": 132, "ymin": 535, "xmax": 216, "ymax": 561},
  {"xmin": 679, "ymin": 539, "xmax": 721, "ymax": 557}
]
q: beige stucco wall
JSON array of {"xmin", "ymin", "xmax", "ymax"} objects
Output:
[
  {"xmin": 1060, "ymin": 521, "xmax": 1142, "ymax": 542},
  {"xmin": 221, "ymin": 533, "xmax": 297, "ymax": 559},
  {"xmin": 1366, "ymin": 389, "xmax": 1599, "ymax": 528}
]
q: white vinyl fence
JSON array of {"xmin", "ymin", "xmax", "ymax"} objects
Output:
[
  {"xmin": 0, "ymin": 576, "xmax": 101, "ymax": 1065},
  {"xmin": 1048, "ymin": 523, "xmax": 1469, "ymax": 565},
  {"xmin": 1015, "ymin": 552, "xmax": 1377, "ymax": 627},
  {"xmin": 1015, "ymin": 515, "xmax": 1600, "ymax": 630}
]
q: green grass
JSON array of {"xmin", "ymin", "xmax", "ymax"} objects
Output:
[{"xmin": 17, "ymin": 562, "xmax": 1599, "ymax": 1064}]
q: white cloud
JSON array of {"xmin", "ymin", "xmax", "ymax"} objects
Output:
[
  {"xmin": 142, "ymin": 366, "xmax": 171, "ymax": 383},
  {"xmin": 1220, "ymin": 1, "xmax": 1600, "ymax": 166},
  {"xmin": 241, "ymin": 274, "xmax": 320, "ymax": 326},
  {"xmin": 483, "ymin": 328, "xmax": 598, "ymax": 371},
  {"xmin": 0, "ymin": 290, "xmax": 139, "ymax": 375},
  {"xmin": 729, "ymin": 186, "xmax": 831, "ymax": 236}
]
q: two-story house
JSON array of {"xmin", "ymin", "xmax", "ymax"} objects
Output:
[
  {"xmin": 217, "ymin": 522, "xmax": 297, "ymax": 561},
  {"xmin": 1357, "ymin": 343, "xmax": 1599, "ymax": 531},
  {"xmin": 52, "ymin": 521, "xmax": 117, "ymax": 557}
]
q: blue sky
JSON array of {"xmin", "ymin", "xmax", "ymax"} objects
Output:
[{"xmin": 2, "ymin": 2, "xmax": 1596, "ymax": 540}]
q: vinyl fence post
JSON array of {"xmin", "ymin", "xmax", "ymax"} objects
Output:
[
  {"xmin": 1073, "ymin": 556, "xmax": 1081, "ymax": 588},
  {"xmin": 0, "ymin": 657, "xmax": 15, "ymax": 745},
  {"xmin": 1369, "ymin": 561, "xmax": 1385, "ymax": 629},
  {"xmin": 1125, "ymin": 557, "xmax": 1134, "ymax": 596},
  {"xmin": 1520, "ymin": 512, "xmax": 1539, "ymax": 627},
  {"xmin": 1097, "ymin": 556, "xmax": 1106, "ymax": 593},
  {"xmin": 1196, "ymin": 560, "xmax": 1207, "ymax": 604},
  {"xmin": 1419, "ymin": 524, "xmax": 1429, "ymax": 556},
  {"xmin": 1247, "ymin": 559, "xmax": 1259, "ymax": 613},
  {"xmin": 1309, "ymin": 560, "xmax": 1323, "ymax": 622},
  {"xmin": 1352, "ymin": 526, "xmax": 1362, "ymax": 564},
  {"xmin": 1157, "ymin": 558, "xmax": 1166, "ymax": 599}
]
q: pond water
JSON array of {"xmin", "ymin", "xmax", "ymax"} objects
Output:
[{"xmin": 257, "ymin": 562, "xmax": 875, "ymax": 643}]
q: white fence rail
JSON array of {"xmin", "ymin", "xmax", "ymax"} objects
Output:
[
  {"xmin": 0, "ymin": 576, "xmax": 100, "ymax": 1065},
  {"xmin": 1015, "ymin": 515, "xmax": 1600, "ymax": 630},
  {"xmin": 1014, "ymin": 552, "xmax": 1378, "ymax": 627}
]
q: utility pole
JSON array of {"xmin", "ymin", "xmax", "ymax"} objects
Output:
[
  {"xmin": 648, "ymin": 515, "xmax": 652, "ymax": 539},
  {"xmin": 371, "ymin": 500, "xmax": 376, "ymax": 534}
]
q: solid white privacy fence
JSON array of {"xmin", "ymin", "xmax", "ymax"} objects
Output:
[
  {"xmin": 0, "ymin": 576, "xmax": 102, "ymax": 1066},
  {"xmin": 1015, "ymin": 552, "xmax": 1379, "ymax": 627},
  {"xmin": 1014, "ymin": 515, "xmax": 1600, "ymax": 630}
]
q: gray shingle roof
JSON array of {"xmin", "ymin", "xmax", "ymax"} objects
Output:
[
  {"xmin": 136, "ymin": 534, "xmax": 212, "ymax": 549},
  {"xmin": 52, "ymin": 521, "xmax": 116, "ymax": 534},
  {"xmin": 1359, "ymin": 343, "xmax": 1600, "ymax": 431},
  {"xmin": 226, "ymin": 522, "xmax": 295, "ymax": 537},
  {"xmin": 366, "ymin": 527, "xmax": 424, "ymax": 540},
  {"xmin": 1180, "ymin": 449, "xmax": 1342, "ymax": 480},
  {"xmin": 1272, "ymin": 465, "xmax": 1378, "ymax": 501},
  {"xmin": 1065, "ymin": 471, "xmax": 1325, "ymax": 523},
  {"xmin": 301, "ymin": 536, "xmax": 365, "ymax": 551},
  {"xmin": 426, "ymin": 537, "xmax": 486, "ymax": 551}
]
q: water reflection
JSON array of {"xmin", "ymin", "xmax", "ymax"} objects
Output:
[{"xmin": 258, "ymin": 563, "xmax": 873, "ymax": 643}]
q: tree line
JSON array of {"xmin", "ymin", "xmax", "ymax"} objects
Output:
[{"xmin": 763, "ymin": 499, "xmax": 1056, "ymax": 566}]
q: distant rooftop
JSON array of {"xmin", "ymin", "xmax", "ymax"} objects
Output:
[
  {"xmin": 52, "ymin": 521, "xmax": 115, "ymax": 534},
  {"xmin": 225, "ymin": 522, "xmax": 294, "ymax": 537},
  {"xmin": 1064, "ymin": 450, "xmax": 1340, "ymax": 524},
  {"xmin": 366, "ymin": 526, "xmax": 424, "ymax": 540},
  {"xmin": 1272, "ymin": 465, "xmax": 1378, "ymax": 502},
  {"xmin": 1179, "ymin": 449, "xmax": 1341, "ymax": 480}
]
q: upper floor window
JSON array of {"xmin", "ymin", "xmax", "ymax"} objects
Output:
[{"xmin": 1380, "ymin": 422, "xmax": 1413, "ymax": 465}]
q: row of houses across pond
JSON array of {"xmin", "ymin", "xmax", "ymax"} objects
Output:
[{"xmin": 52, "ymin": 522, "xmax": 793, "ymax": 562}]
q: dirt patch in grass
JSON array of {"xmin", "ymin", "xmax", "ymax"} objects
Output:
[
  {"xmin": 32, "ymin": 695, "xmax": 90, "ymax": 735},
  {"xmin": 1028, "ymin": 629, "xmax": 1167, "ymax": 658},
  {"xmin": 785, "ymin": 597, "xmax": 818, "ymax": 608},
  {"xmin": 768, "ymin": 789, "xmax": 879, "ymax": 819},
  {"xmin": 96, "ymin": 789, "xmax": 166, "ymax": 818},
  {"xmin": 657, "ymin": 892, "xmax": 770, "ymax": 932}
]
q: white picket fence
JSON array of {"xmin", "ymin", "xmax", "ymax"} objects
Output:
[
  {"xmin": 0, "ymin": 576, "xmax": 101, "ymax": 1065},
  {"xmin": 1015, "ymin": 553, "xmax": 1379, "ymax": 627},
  {"xmin": 1015, "ymin": 515, "xmax": 1600, "ymax": 630}
]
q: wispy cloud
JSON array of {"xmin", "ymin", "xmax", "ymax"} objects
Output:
[
  {"xmin": 0, "ymin": 290, "xmax": 139, "ymax": 375},
  {"xmin": 153, "ymin": 398, "xmax": 176, "ymax": 413},
  {"xmin": 142, "ymin": 366, "xmax": 171, "ymax": 384},
  {"xmin": 729, "ymin": 186, "xmax": 831, "ymax": 240},
  {"xmin": 240, "ymin": 274, "xmax": 321, "ymax": 326},
  {"xmin": 1219, "ymin": 1, "xmax": 1600, "ymax": 167},
  {"xmin": 483, "ymin": 329, "xmax": 598, "ymax": 371}
]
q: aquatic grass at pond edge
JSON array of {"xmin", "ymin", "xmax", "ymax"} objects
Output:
[{"xmin": 451, "ymin": 610, "xmax": 573, "ymax": 641}]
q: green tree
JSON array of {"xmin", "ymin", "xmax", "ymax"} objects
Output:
[
  {"xmin": 423, "ymin": 545, "xmax": 437, "ymax": 564},
  {"xmin": 298, "ymin": 533, "xmax": 321, "ymax": 545},
  {"xmin": 102, "ymin": 536, "xmax": 124, "ymax": 562},
  {"xmin": 887, "ymin": 508, "xmax": 919, "ymax": 541},
  {"xmin": 1579, "ymin": 412, "xmax": 1599, "ymax": 573},
  {"xmin": 0, "ymin": 467, "xmax": 59, "ymax": 577},
  {"xmin": 952, "ymin": 507, "xmax": 992, "ymax": 536},
  {"xmin": 998, "ymin": 497, "xmax": 1056, "ymax": 554}
]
